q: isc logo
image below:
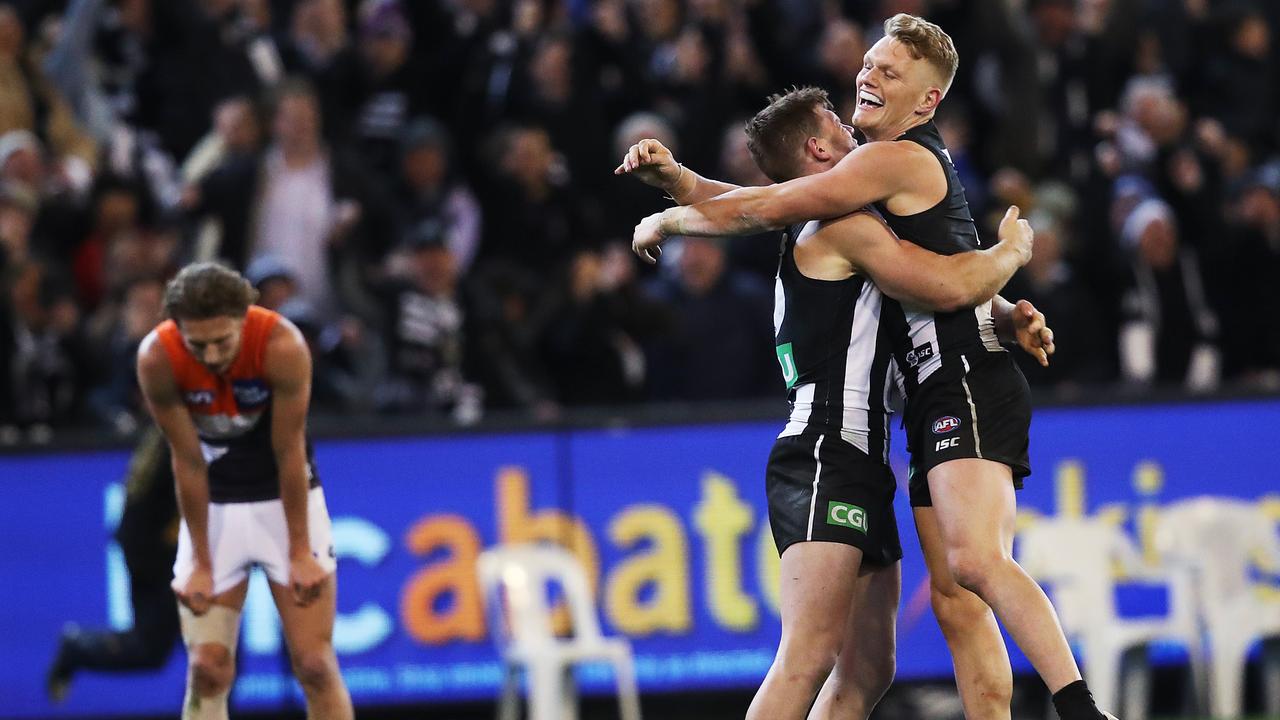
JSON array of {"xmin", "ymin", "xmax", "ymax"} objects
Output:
[
  {"xmin": 935, "ymin": 437, "xmax": 960, "ymax": 451},
  {"xmin": 932, "ymin": 416, "xmax": 961, "ymax": 434}
]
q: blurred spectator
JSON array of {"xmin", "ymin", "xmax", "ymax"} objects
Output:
[
  {"xmin": 477, "ymin": 124, "xmax": 597, "ymax": 277},
  {"xmin": 1003, "ymin": 212, "xmax": 1111, "ymax": 389},
  {"xmin": 0, "ymin": 259, "xmax": 89, "ymax": 438},
  {"xmin": 510, "ymin": 32, "xmax": 610, "ymax": 194},
  {"xmin": 0, "ymin": 178, "xmax": 36, "ymax": 268},
  {"xmin": 245, "ymin": 255, "xmax": 374, "ymax": 412},
  {"xmin": 0, "ymin": 3, "xmax": 97, "ymax": 172},
  {"xmin": 279, "ymin": 0, "xmax": 362, "ymax": 142},
  {"xmin": 714, "ymin": 118, "xmax": 778, "ymax": 281},
  {"xmin": 84, "ymin": 274, "xmax": 163, "ymax": 435},
  {"xmin": 374, "ymin": 220, "xmax": 481, "ymax": 422},
  {"xmin": 1194, "ymin": 7, "xmax": 1277, "ymax": 157},
  {"xmin": 642, "ymin": 236, "xmax": 777, "ymax": 401},
  {"xmin": 1219, "ymin": 166, "xmax": 1280, "ymax": 383},
  {"xmin": 1118, "ymin": 198, "xmax": 1221, "ymax": 391},
  {"xmin": 396, "ymin": 117, "xmax": 481, "ymax": 273},
  {"xmin": 189, "ymin": 79, "xmax": 392, "ymax": 316},
  {"xmin": 813, "ymin": 17, "xmax": 866, "ymax": 121},
  {"xmin": 352, "ymin": 0, "xmax": 430, "ymax": 178},
  {"xmin": 182, "ymin": 95, "xmax": 264, "ymax": 263},
  {"xmin": 466, "ymin": 260, "xmax": 560, "ymax": 420},
  {"xmin": 122, "ymin": 0, "xmax": 265, "ymax": 159},
  {"xmin": 71, "ymin": 174, "xmax": 168, "ymax": 312},
  {"xmin": 245, "ymin": 254, "xmax": 299, "ymax": 311},
  {"xmin": 543, "ymin": 244, "xmax": 657, "ymax": 406}
]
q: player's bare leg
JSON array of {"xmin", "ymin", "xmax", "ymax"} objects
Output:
[
  {"xmin": 747, "ymin": 542, "xmax": 865, "ymax": 720},
  {"xmin": 270, "ymin": 574, "xmax": 352, "ymax": 720},
  {"xmin": 915, "ymin": 505, "xmax": 1013, "ymax": 720},
  {"xmin": 809, "ymin": 561, "xmax": 900, "ymax": 720},
  {"xmin": 928, "ymin": 459, "xmax": 1107, "ymax": 719},
  {"xmin": 181, "ymin": 580, "xmax": 248, "ymax": 720}
]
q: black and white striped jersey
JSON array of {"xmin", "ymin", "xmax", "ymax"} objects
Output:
[
  {"xmin": 773, "ymin": 218, "xmax": 902, "ymax": 463},
  {"xmin": 874, "ymin": 120, "xmax": 1003, "ymax": 390}
]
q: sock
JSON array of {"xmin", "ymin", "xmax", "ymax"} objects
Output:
[{"xmin": 1052, "ymin": 679, "xmax": 1106, "ymax": 720}]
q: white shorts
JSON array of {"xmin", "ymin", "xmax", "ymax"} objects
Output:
[{"xmin": 173, "ymin": 486, "xmax": 336, "ymax": 596}]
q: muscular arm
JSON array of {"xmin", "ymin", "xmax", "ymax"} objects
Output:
[
  {"xmin": 830, "ymin": 211, "xmax": 1029, "ymax": 312},
  {"xmin": 615, "ymin": 139, "xmax": 741, "ymax": 205},
  {"xmin": 661, "ymin": 141, "xmax": 919, "ymax": 236},
  {"xmin": 667, "ymin": 166, "xmax": 742, "ymax": 206},
  {"xmin": 265, "ymin": 319, "xmax": 314, "ymax": 561},
  {"xmin": 137, "ymin": 332, "xmax": 211, "ymax": 570}
]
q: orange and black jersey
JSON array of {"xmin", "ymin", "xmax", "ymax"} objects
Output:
[{"xmin": 155, "ymin": 306, "xmax": 318, "ymax": 503}]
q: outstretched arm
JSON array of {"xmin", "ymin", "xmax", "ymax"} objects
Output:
[
  {"xmin": 660, "ymin": 141, "xmax": 912, "ymax": 236},
  {"xmin": 837, "ymin": 206, "xmax": 1034, "ymax": 312},
  {"xmin": 614, "ymin": 138, "xmax": 741, "ymax": 205}
]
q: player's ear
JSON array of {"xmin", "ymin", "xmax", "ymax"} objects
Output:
[
  {"xmin": 917, "ymin": 87, "xmax": 943, "ymax": 116},
  {"xmin": 807, "ymin": 135, "xmax": 830, "ymax": 161}
]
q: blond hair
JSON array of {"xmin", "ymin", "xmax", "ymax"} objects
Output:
[{"xmin": 884, "ymin": 14, "xmax": 959, "ymax": 94}]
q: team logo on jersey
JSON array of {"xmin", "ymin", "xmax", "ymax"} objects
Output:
[
  {"xmin": 184, "ymin": 389, "xmax": 216, "ymax": 406},
  {"xmin": 932, "ymin": 416, "xmax": 961, "ymax": 434},
  {"xmin": 232, "ymin": 379, "xmax": 271, "ymax": 408},
  {"xmin": 905, "ymin": 342, "xmax": 935, "ymax": 368},
  {"xmin": 826, "ymin": 501, "xmax": 868, "ymax": 533},
  {"xmin": 776, "ymin": 343, "xmax": 798, "ymax": 389}
]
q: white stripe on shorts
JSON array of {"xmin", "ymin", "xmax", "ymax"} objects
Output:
[
  {"xmin": 960, "ymin": 355, "xmax": 983, "ymax": 458},
  {"xmin": 805, "ymin": 435, "xmax": 826, "ymax": 540}
]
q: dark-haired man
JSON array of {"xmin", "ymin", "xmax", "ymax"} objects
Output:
[{"xmin": 136, "ymin": 262, "xmax": 351, "ymax": 720}]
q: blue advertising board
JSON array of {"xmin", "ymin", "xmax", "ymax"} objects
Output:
[{"xmin": 2, "ymin": 400, "xmax": 1278, "ymax": 718}]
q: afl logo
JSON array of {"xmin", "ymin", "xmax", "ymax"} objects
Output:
[
  {"xmin": 184, "ymin": 389, "xmax": 215, "ymax": 406},
  {"xmin": 932, "ymin": 416, "xmax": 961, "ymax": 434}
]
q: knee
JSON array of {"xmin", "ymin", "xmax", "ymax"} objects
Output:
[
  {"xmin": 864, "ymin": 650, "xmax": 896, "ymax": 701},
  {"xmin": 777, "ymin": 638, "xmax": 840, "ymax": 686},
  {"xmin": 189, "ymin": 644, "xmax": 234, "ymax": 697},
  {"xmin": 930, "ymin": 582, "xmax": 990, "ymax": 635},
  {"xmin": 291, "ymin": 648, "xmax": 339, "ymax": 693},
  {"xmin": 944, "ymin": 547, "xmax": 1007, "ymax": 596}
]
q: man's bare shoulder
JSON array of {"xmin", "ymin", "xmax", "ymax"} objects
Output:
[
  {"xmin": 135, "ymin": 328, "xmax": 169, "ymax": 377},
  {"xmin": 264, "ymin": 316, "xmax": 311, "ymax": 387}
]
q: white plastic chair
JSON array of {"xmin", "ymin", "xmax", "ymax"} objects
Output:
[
  {"xmin": 1155, "ymin": 497, "xmax": 1280, "ymax": 719},
  {"xmin": 477, "ymin": 543, "xmax": 642, "ymax": 720},
  {"xmin": 1017, "ymin": 516, "xmax": 1203, "ymax": 720}
]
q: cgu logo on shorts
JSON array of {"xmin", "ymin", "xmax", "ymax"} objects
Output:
[
  {"xmin": 932, "ymin": 416, "xmax": 961, "ymax": 434},
  {"xmin": 184, "ymin": 389, "xmax": 216, "ymax": 406},
  {"xmin": 826, "ymin": 501, "xmax": 868, "ymax": 533}
]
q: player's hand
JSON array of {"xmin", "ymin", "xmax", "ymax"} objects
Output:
[
  {"xmin": 1011, "ymin": 299, "xmax": 1055, "ymax": 367},
  {"xmin": 614, "ymin": 139, "xmax": 682, "ymax": 192},
  {"xmin": 289, "ymin": 553, "xmax": 329, "ymax": 607},
  {"xmin": 997, "ymin": 205, "xmax": 1034, "ymax": 267},
  {"xmin": 175, "ymin": 565, "xmax": 214, "ymax": 615},
  {"xmin": 632, "ymin": 211, "xmax": 668, "ymax": 264}
]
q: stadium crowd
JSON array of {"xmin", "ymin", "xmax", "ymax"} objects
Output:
[{"xmin": 0, "ymin": 0, "xmax": 1277, "ymax": 439}]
